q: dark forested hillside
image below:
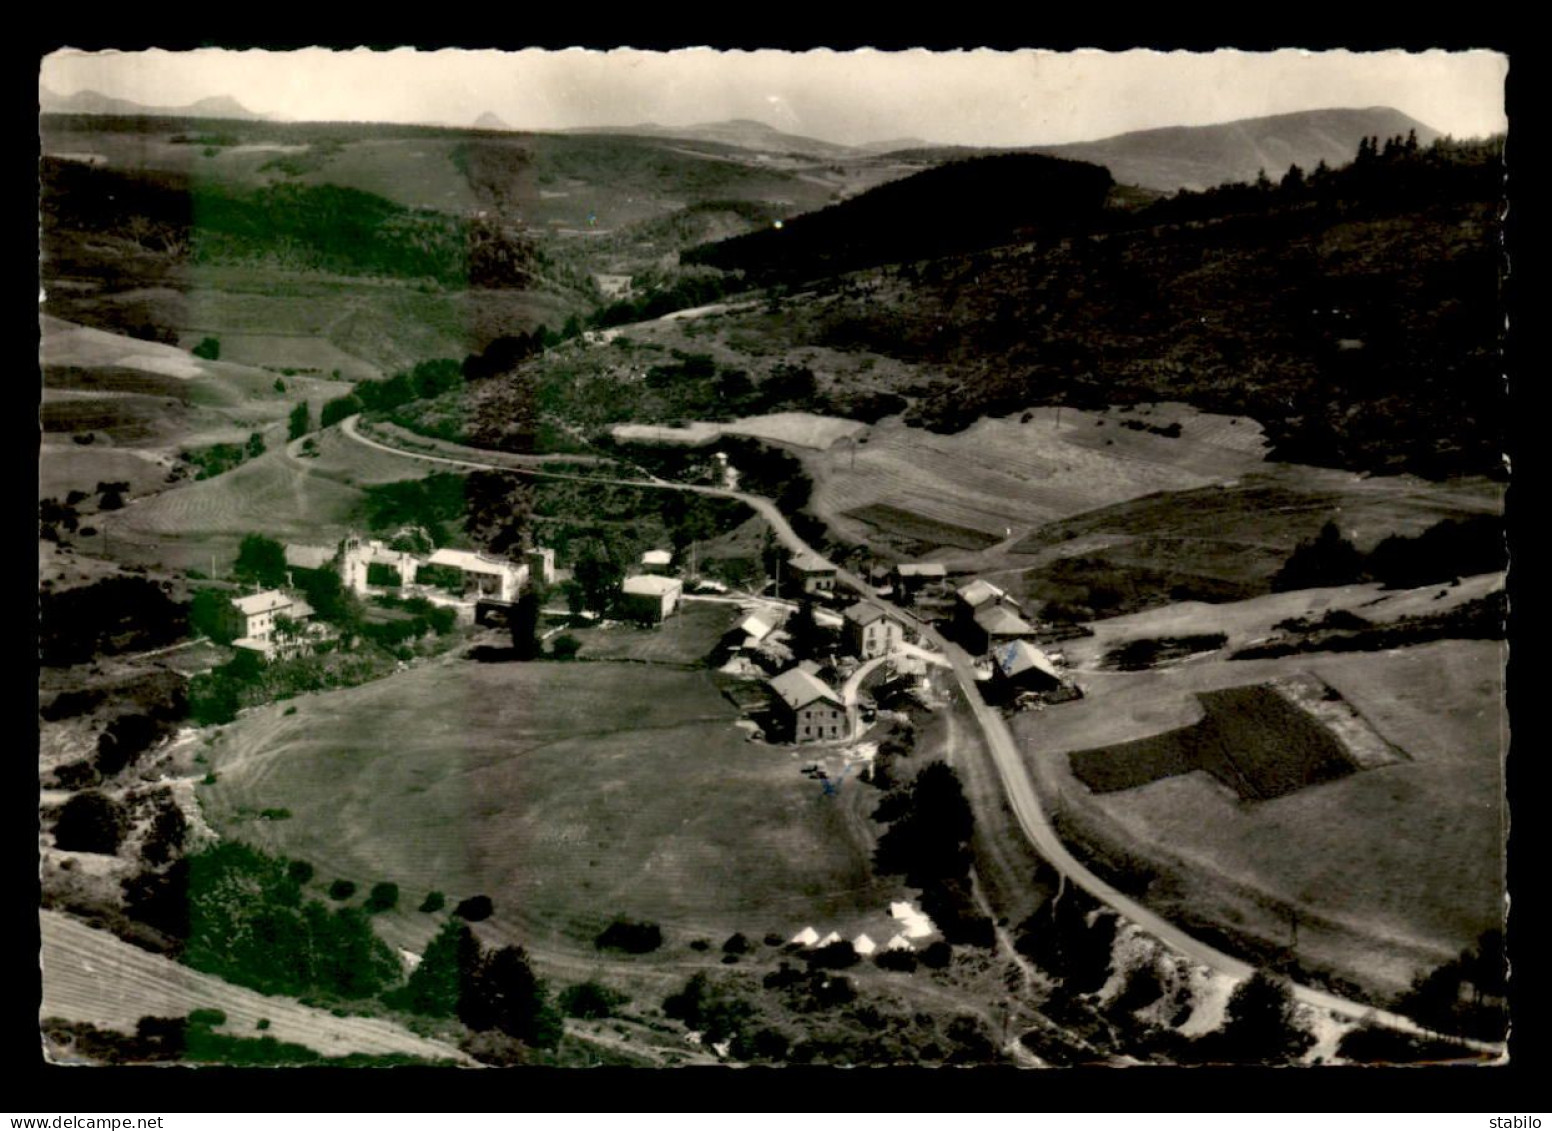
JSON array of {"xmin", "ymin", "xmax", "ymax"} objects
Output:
[
  {"xmin": 705, "ymin": 136, "xmax": 1505, "ymax": 479},
  {"xmin": 683, "ymin": 152, "xmax": 1115, "ymax": 283}
]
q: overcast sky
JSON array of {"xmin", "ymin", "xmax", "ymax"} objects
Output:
[{"xmin": 40, "ymin": 47, "xmax": 1509, "ymax": 147}]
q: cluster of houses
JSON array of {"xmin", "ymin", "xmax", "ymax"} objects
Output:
[{"xmin": 733, "ymin": 554, "xmax": 1070, "ymax": 742}]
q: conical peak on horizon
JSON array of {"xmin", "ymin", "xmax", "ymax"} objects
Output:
[{"xmin": 39, "ymin": 47, "xmax": 1507, "ymax": 149}]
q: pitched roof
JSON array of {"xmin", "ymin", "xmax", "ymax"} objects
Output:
[
  {"xmin": 768, "ymin": 667, "xmax": 842, "ymax": 711},
  {"xmin": 956, "ymin": 578, "xmax": 1006, "ymax": 608},
  {"xmin": 284, "ymin": 543, "xmax": 334, "ymax": 570},
  {"xmin": 843, "ymin": 600, "xmax": 888, "ymax": 626},
  {"xmin": 622, "ymin": 574, "xmax": 683, "ymax": 597},
  {"xmin": 994, "ymin": 639, "xmax": 1060, "ymax": 682},
  {"xmin": 896, "ymin": 562, "xmax": 947, "ymax": 578},
  {"xmin": 787, "ymin": 552, "xmax": 834, "ymax": 573},
  {"xmin": 427, "ymin": 547, "xmax": 516, "ymax": 574},
  {"xmin": 232, "ymin": 590, "xmax": 291, "ymax": 616},
  {"xmin": 973, "ymin": 603, "xmax": 1036, "ymax": 637},
  {"xmin": 641, "ymin": 549, "xmax": 673, "ymax": 566},
  {"xmin": 735, "ymin": 611, "xmax": 777, "ymax": 642}
]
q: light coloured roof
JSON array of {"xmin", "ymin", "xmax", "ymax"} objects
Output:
[
  {"xmin": 974, "ymin": 604, "xmax": 1036, "ymax": 637},
  {"xmin": 641, "ymin": 549, "xmax": 673, "ymax": 566},
  {"xmin": 897, "ymin": 562, "xmax": 947, "ymax": 578},
  {"xmin": 287, "ymin": 597, "xmax": 316, "ymax": 620},
  {"xmin": 427, "ymin": 547, "xmax": 516, "ymax": 574},
  {"xmin": 736, "ymin": 611, "xmax": 776, "ymax": 641},
  {"xmin": 283, "ymin": 543, "xmax": 334, "ymax": 570},
  {"xmin": 787, "ymin": 552, "xmax": 834, "ymax": 573},
  {"xmin": 843, "ymin": 600, "xmax": 888, "ymax": 626},
  {"xmin": 957, "ymin": 578, "xmax": 1006, "ymax": 608},
  {"xmin": 994, "ymin": 639, "xmax": 1060, "ymax": 681},
  {"xmin": 231, "ymin": 590, "xmax": 291, "ymax": 616},
  {"xmin": 623, "ymin": 574, "xmax": 683, "ymax": 597},
  {"xmin": 768, "ymin": 667, "xmax": 842, "ymax": 710}
]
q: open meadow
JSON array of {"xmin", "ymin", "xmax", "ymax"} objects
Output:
[
  {"xmin": 1012, "ymin": 638, "xmax": 1505, "ymax": 1001},
  {"xmin": 800, "ymin": 403, "xmax": 1270, "ymax": 559},
  {"xmin": 198, "ymin": 651, "xmax": 904, "ymax": 966}
]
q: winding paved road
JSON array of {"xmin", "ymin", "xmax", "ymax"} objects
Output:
[{"xmin": 338, "ymin": 415, "xmax": 1503, "ymax": 1056}]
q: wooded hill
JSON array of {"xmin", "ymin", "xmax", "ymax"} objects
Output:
[{"xmin": 687, "ymin": 134, "xmax": 1505, "ymax": 479}]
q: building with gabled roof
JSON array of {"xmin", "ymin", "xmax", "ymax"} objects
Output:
[
  {"xmin": 969, "ymin": 602, "xmax": 1038, "ymax": 654},
  {"xmin": 992, "ymin": 639, "xmax": 1062, "ymax": 692},
  {"xmin": 843, "ymin": 599, "xmax": 903, "ymax": 660},
  {"xmin": 768, "ymin": 666, "xmax": 845, "ymax": 743},
  {"xmin": 785, "ymin": 551, "xmax": 837, "ymax": 596},
  {"xmin": 956, "ymin": 578, "xmax": 1012, "ymax": 611},
  {"xmin": 223, "ymin": 589, "xmax": 316, "ymax": 658}
]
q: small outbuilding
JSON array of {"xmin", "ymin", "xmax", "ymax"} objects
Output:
[
  {"xmin": 641, "ymin": 549, "xmax": 674, "ymax": 575},
  {"xmin": 620, "ymin": 574, "xmax": 683, "ymax": 623}
]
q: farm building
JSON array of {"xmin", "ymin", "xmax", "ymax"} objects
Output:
[
  {"xmin": 224, "ymin": 590, "xmax": 316, "ymax": 658},
  {"xmin": 891, "ymin": 561, "xmax": 948, "ymax": 597},
  {"xmin": 968, "ymin": 603, "xmax": 1040, "ymax": 656},
  {"xmin": 992, "ymin": 639, "xmax": 1062, "ymax": 695},
  {"xmin": 640, "ymin": 549, "xmax": 674, "ymax": 575},
  {"xmin": 843, "ymin": 600, "xmax": 903, "ymax": 660},
  {"xmin": 421, "ymin": 547, "xmax": 527, "ymax": 602},
  {"xmin": 621, "ymin": 574, "xmax": 683, "ymax": 623},
  {"xmin": 785, "ymin": 552, "xmax": 837, "ymax": 596},
  {"xmin": 768, "ymin": 667, "xmax": 846, "ymax": 744}
]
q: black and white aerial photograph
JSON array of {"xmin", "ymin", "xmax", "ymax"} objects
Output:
[{"xmin": 35, "ymin": 43, "xmax": 1513, "ymax": 1073}]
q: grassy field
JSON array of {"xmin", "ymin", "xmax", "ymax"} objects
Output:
[
  {"xmin": 613, "ymin": 412, "xmax": 867, "ymax": 451},
  {"xmin": 1068, "ymin": 684, "xmax": 1359, "ymax": 801},
  {"xmin": 41, "ymin": 911, "xmax": 470, "ymax": 1064},
  {"xmin": 200, "ymin": 653, "xmax": 902, "ymax": 964},
  {"xmin": 1056, "ymin": 571, "xmax": 1506, "ymax": 671},
  {"xmin": 567, "ymin": 601, "xmax": 732, "ymax": 665},
  {"xmin": 1014, "ymin": 639, "xmax": 1506, "ymax": 1001},
  {"xmin": 801, "ymin": 403, "xmax": 1269, "ymax": 559}
]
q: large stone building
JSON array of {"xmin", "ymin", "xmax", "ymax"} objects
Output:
[
  {"xmin": 422, "ymin": 547, "xmax": 526, "ymax": 602},
  {"xmin": 768, "ymin": 667, "xmax": 846, "ymax": 743},
  {"xmin": 843, "ymin": 599, "xmax": 903, "ymax": 660}
]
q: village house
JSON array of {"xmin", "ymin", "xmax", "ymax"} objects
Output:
[
  {"xmin": 223, "ymin": 589, "xmax": 316, "ymax": 659},
  {"xmin": 620, "ymin": 574, "xmax": 683, "ymax": 624},
  {"xmin": 843, "ymin": 599, "xmax": 903, "ymax": 660},
  {"xmin": 785, "ymin": 552, "xmax": 837, "ymax": 597},
  {"xmin": 767, "ymin": 667, "xmax": 846, "ymax": 744}
]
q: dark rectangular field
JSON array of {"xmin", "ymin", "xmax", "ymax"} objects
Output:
[{"xmin": 1069, "ymin": 684, "xmax": 1357, "ymax": 801}]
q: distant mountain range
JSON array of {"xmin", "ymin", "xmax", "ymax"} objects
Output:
[
  {"xmin": 565, "ymin": 117, "xmax": 857, "ymax": 157},
  {"xmin": 39, "ymin": 86, "xmax": 275, "ymax": 121},
  {"xmin": 1029, "ymin": 107, "xmax": 1443, "ymax": 193},
  {"xmin": 571, "ymin": 108, "xmax": 1443, "ymax": 193}
]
